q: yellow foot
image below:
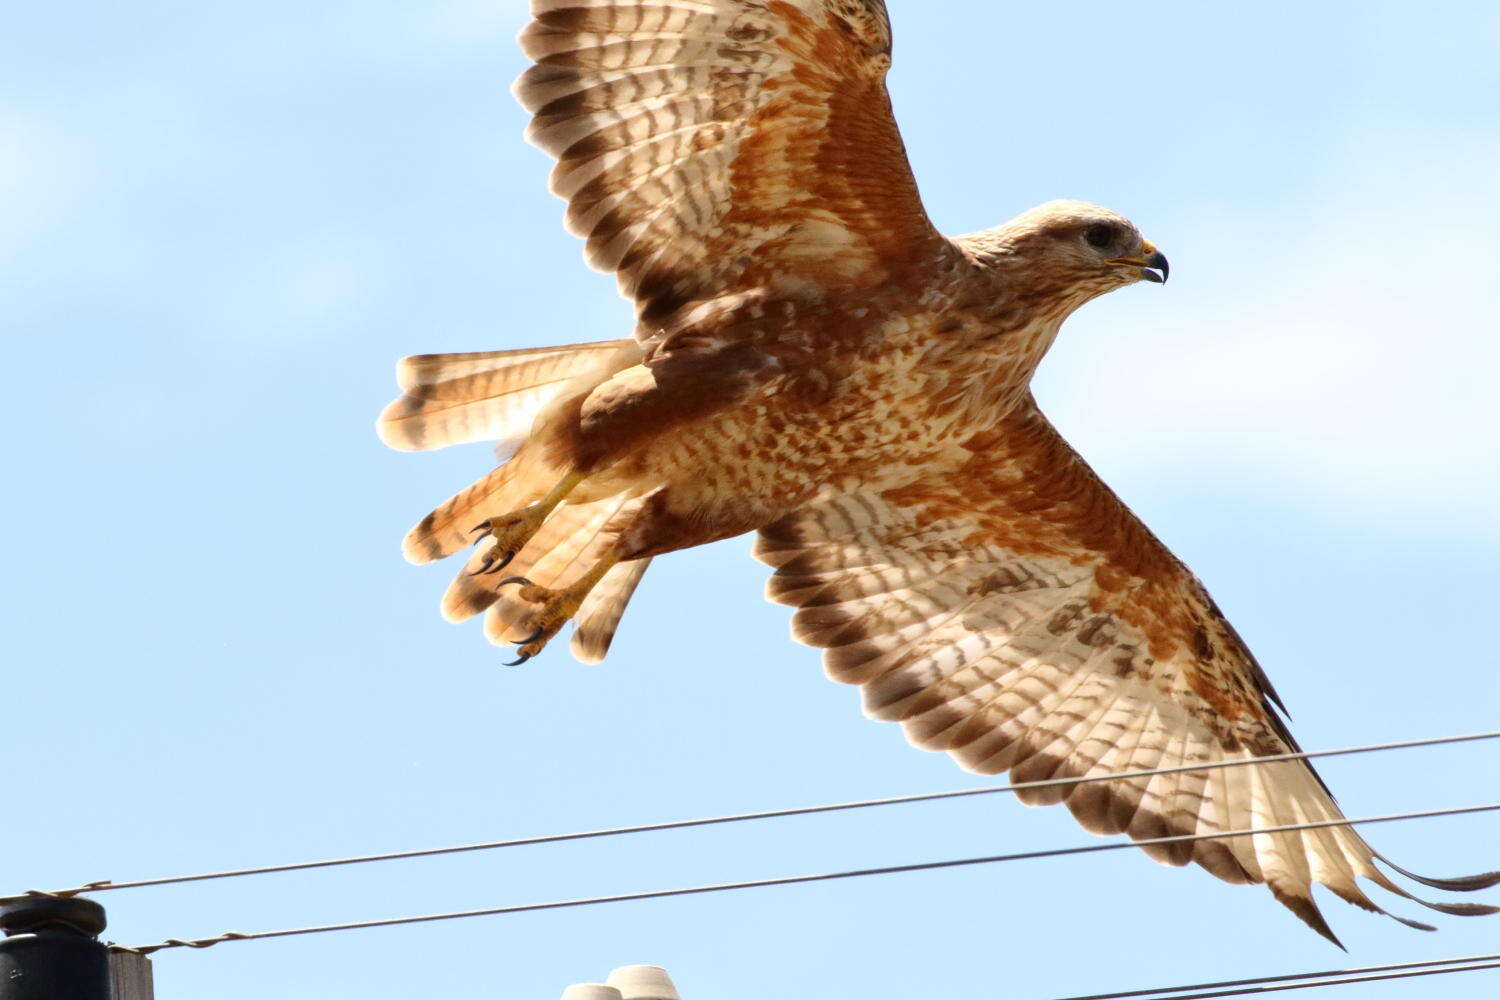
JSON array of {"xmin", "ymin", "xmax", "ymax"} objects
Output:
[
  {"xmin": 497, "ymin": 555, "xmax": 620, "ymax": 666},
  {"xmin": 468, "ymin": 505, "xmax": 549, "ymax": 576},
  {"xmin": 467, "ymin": 471, "xmax": 585, "ymax": 576}
]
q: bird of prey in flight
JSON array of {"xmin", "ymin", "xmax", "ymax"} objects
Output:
[{"xmin": 378, "ymin": 0, "xmax": 1497, "ymax": 942}]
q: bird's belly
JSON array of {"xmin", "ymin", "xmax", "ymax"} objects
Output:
[{"xmin": 584, "ymin": 375, "xmax": 971, "ymax": 557}]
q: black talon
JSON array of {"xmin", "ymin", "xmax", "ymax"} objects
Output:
[
  {"xmin": 469, "ymin": 554, "xmax": 497, "ymax": 577},
  {"xmin": 470, "ymin": 521, "xmax": 491, "ymax": 536},
  {"xmin": 511, "ymin": 626, "xmax": 545, "ymax": 647},
  {"xmin": 503, "ymin": 651, "xmax": 533, "ymax": 667},
  {"xmin": 480, "ymin": 550, "xmax": 516, "ymax": 576},
  {"xmin": 497, "ymin": 575, "xmax": 535, "ymax": 590}
]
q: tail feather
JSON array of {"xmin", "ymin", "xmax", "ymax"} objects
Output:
[
  {"xmin": 443, "ymin": 496, "xmax": 622, "ymax": 623},
  {"xmin": 392, "ymin": 339, "xmax": 640, "ymax": 565},
  {"xmin": 572, "ymin": 557, "xmax": 652, "ymax": 664},
  {"xmin": 378, "ymin": 340, "xmax": 630, "ymax": 453},
  {"xmin": 394, "ymin": 342, "xmax": 622, "ymax": 393},
  {"xmin": 484, "ymin": 495, "xmax": 641, "ymax": 646},
  {"xmin": 402, "ymin": 454, "xmax": 544, "ymax": 565},
  {"xmin": 385, "ymin": 338, "xmax": 653, "ymax": 660}
]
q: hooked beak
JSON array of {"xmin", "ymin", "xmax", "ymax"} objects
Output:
[{"xmin": 1107, "ymin": 243, "xmax": 1170, "ymax": 284}]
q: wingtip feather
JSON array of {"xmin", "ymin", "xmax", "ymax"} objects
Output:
[{"xmin": 1376, "ymin": 854, "xmax": 1500, "ymax": 893}]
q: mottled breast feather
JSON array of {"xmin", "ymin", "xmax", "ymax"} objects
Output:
[
  {"xmin": 755, "ymin": 395, "xmax": 1500, "ymax": 943},
  {"xmin": 514, "ymin": 0, "xmax": 946, "ymax": 339}
]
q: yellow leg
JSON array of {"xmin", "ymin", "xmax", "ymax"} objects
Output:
[
  {"xmin": 500, "ymin": 551, "xmax": 623, "ymax": 665},
  {"xmin": 469, "ymin": 472, "xmax": 585, "ymax": 576}
]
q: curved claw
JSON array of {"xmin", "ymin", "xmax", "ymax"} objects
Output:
[
  {"xmin": 470, "ymin": 520, "xmax": 492, "ymax": 536},
  {"xmin": 510, "ymin": 626, "xmax": 544, "ymax": 648},
  {"xmin": 478, "ymin": 550, "xmax": 517, "ymax": 576},
  {"xmin": 469, "ymin": 550, "xmax": 515, "ymax": 577},
  {"xmin": 503, "ymin": 651, "xmax": 533, "ymax": 667}
]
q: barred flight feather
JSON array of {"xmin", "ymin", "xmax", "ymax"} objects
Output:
[
  {"xmin": 402, "ymin": 463, "xmax": 532, "ymax": 566},
  {"xmin": 443, "ymin": 497, "xmax": 614, "ymax": 623},
  {"xmin": 572, "ymin": 556, "xmax": 653, "ymax": 664},
  {"xmin": 514, "ymin": 0, "xmax": 943, "ymax": 329},
  {"xmin": 484, "ymin": 494, "xmax": 642, "ymax": 646},
  {"xmin": 379, "ymin": 341, "xmax": 629, "ymax": 453},
  {"xmin": 755, "ymin": 398, "xmax": 1500, "ymax": 943}
]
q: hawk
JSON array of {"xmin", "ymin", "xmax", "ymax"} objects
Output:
[{"xmin": 378, "ymin": 0, "xmax": 1497, "ymax": 941}]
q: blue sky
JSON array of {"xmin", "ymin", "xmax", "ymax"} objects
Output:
[{"xmin": 5, "ymin": 2, "xmax": 1500, "ymax": 997}]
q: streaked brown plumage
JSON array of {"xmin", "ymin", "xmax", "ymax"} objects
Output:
[{"xmin": 378, "ymin": 0, "xmax": 1497, "ymax": 942}]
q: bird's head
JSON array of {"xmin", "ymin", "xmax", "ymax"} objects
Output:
[{"xmin": 981, "ymin": 200, "xmax": 1168, "ymax": 310}]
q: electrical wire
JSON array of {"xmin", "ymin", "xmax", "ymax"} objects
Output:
[
  {"xmin": 1055, "ymin": 951, "xmax": 1500, "ymax": 1000},
  {"xmin": 112, "ymin": 800, "xmax": 1500, "ymax": 955},
  {"xmin": 30, "ymin": 728, "xmax": 1500, "ymax": 900},
  {"xmin": 1095, "ymin": 959, "xmax": 1500, "ymax": 1000}
]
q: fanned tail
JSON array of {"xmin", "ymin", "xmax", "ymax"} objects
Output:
[{"xmin": 383, "ymin": 338, "xmax": 654, "ymax": 660}]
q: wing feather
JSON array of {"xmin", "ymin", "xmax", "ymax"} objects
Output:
[
  {"xmin": 515, "ymin": 0, "xmax": 948, "ymax": 330},
  {"xmin": 755, "ymin": 396, "xmax": 1497, "ymax": 940}
]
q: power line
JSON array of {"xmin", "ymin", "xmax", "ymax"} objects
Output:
[
  {"xmin": 31, "ymin": 728, "xmax": 1500, "ymax": 900},
  {"xmin": 1104, "ymin": 959, "xmax": 1500, "ymax": 1000},
  {"xmin": 114, "ymin": 800, "xmax": 1499, "ymax": 955},
  {"xmin": 1057, "ymin": 951, "xmax": 1500, "ymax": 1000}
]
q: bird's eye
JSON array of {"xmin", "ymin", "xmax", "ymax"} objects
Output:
[{"xmin": 1085, "ymin": 223, "xmax": 1116, "ymax": 249}]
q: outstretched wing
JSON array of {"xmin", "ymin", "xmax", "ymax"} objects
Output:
[
  {"xmin": 755, "ymin": 397, "xmax": 1498, "ymax": 941},
  {"xmin": 514, "ymin": 0, "xmax": 948, "ymax": 331}
]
